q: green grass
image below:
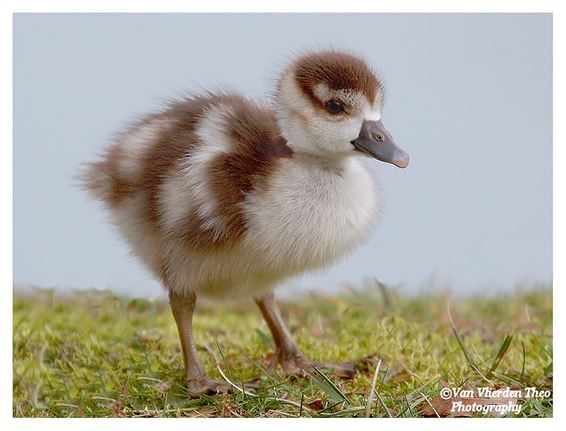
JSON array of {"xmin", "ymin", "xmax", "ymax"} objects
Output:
[{"xmin": 13, "ymin": 282, "xmax": 552, "ymax": 418}]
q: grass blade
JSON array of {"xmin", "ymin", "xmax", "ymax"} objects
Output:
[
  {"xmin": 310, "ymin": 364, "xmax": 350, "ymax": 405},
  {"xmin": 486, "ymin": 334, "xmax": 513, "ymax": 378},
  {"xmin": 365, "ymin": 358, "xmax": 382, "ymax": 417},
  {"xmin": 375, "ymin": 279, "xmax": 393, "ymax": 310},
  {"xmin": 520, "ymin": 340, "xmax": 526, "ymax": 380},
  {"xmin": 446, "ymin": 301, "xmax": 484, "ymax": 377}
]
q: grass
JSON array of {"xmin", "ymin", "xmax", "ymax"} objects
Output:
[{"xmin": 13, "ymin": 281, "xmax": 552, "ymax": 418}]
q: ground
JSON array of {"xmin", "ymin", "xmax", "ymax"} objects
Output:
[{"xmin": 13, "ymin": 281, "xmax": 552, "ymax": 418}]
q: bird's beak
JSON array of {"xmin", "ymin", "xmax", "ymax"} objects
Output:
[{"xmin": 351, "ymin": 120, "xmax": 409, "ymax": 168}]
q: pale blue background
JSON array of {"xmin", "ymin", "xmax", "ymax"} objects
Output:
[{"xmin": 13, "ymin": 14, "xmax": 552, "ymax": 298}]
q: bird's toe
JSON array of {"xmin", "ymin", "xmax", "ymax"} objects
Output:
[
  {"xmin": 187, "ymin": 377, "xmax": 232, "ymax": 395},
  {"xmin": 187, "ymin": 376, "xmax": 259, "ymax": 395},
  {"xmin": 312, "ymin": 361, "xmax": 357, "ymax": 379}
]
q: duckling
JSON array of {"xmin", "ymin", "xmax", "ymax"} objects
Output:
[{"xmin": 82, "ymin": 50, "xmax": 409, "ymax": 394}]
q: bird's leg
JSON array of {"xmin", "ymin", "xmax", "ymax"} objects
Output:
[
  {"xmin": 255, "ymin": 293, "xmax": 358, "ymax": 378},
  {"xmin": 169, "ymin": 290, "xmax": 232, "ymax": 394},
  {"xmin": 255, "ymin": 293, "xmax": 311, "ymax": 375}
]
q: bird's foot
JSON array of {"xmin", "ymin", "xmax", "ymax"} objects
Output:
[
  {"xmin": 270, "ymin": 349, "xmax": 358, "ymax": 379},
  {"xmin": 269, "ymin": 348, "xmax": 312, "ymax": 376},
  {"xmin": 312, "ymin": 360, "xmax": 357, "ymax": 379},
  {"xmin": 313, "ymin": 353, "xmax": 382, "ymax": 378},
  {"xmin": 270, "ymin": 347, "xmax": 369, "ymax": 379},
  {"xmin": 187, "ymin": 376, "xmax": 259, "ymax": 395}
]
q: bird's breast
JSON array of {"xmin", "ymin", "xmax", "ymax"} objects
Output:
[{"xmin": 243, "ymin": 156, "xmax": 379, "ymax": 274}]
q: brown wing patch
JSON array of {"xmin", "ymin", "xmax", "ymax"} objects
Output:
[
  {"xmin": 293, "ymin": 50, "xmax": 382, "ymax": 106},
  {"xmin": 140, "ymin": 94, "xmax": 243, "ymax": 227},
  {"xmin": 209, "ymin": 102, "xmax": 292, "ymax": 240},
  {"xmin": 174, "ymin": 98, "xmax": 292, "ymax": 253}
]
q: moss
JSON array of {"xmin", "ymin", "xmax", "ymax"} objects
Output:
[{"xmin": 13, "ymin": 284, "xmax": 552, "ymax": 417}]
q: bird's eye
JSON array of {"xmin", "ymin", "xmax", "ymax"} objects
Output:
[
  {"xmin": 373, "ymin": 133, "xmax": 384, "ymax": 142},
  {"xmin": 324, "ymin": 99, "xmax": 345, "ymax": 115}
]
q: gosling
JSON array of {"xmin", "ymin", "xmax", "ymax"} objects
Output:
[{"xmin": 82, "ymin": 50, "xmax": 409, "ymax": 394}]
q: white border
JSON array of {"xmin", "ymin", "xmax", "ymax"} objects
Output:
[{"xmin": 2, "ymin": 1, "xmax": 561, "ymax": 430}]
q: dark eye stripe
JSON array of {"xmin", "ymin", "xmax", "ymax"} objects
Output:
[{"xmin": 324, "ymin": 99, "xmax": 345, "ymax": 115}]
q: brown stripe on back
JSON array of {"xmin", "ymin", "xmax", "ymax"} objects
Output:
[
  {"xmin": 293, "ymin": 50, "xmax": 381, "ymax": 106},
  {"xmin": 173, "ymin": 98, "xmax": 292, "ymax": 253},
  {"xmin": 139, "ymin": 93, "xmax": 243, "ymax": 229}
]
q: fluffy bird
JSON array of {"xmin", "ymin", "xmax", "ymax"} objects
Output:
[{"xmin": 82, "ymin": 50, "xmax": 409, "ymax": 393}]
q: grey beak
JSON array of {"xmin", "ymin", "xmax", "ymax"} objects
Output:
[{"xmin": 351, "ymin": 120, "xmax": 409, "ymax": 168}]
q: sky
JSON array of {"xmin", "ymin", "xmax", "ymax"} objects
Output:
[{"xmin": 13, "ymin": 13, "xmax": 552, "ymax": 299}]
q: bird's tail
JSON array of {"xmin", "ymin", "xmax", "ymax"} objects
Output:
[{"xmin": 78, "ymin": 159, "xmax": 115, "ymax": 203}]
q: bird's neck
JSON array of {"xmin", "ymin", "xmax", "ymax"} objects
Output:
[{"xmin": 291, "ymin": 151, "xmax": 355, "ymax": 176}]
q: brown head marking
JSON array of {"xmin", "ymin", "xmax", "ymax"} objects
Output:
[{"xmin": 293, "ymin": 51, "xmax": 382, "ymax": 106}]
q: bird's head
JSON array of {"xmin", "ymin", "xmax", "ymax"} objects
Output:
[{"xmin": 275, "ymin": 50, "xmax": 409, "ymax": 168}]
